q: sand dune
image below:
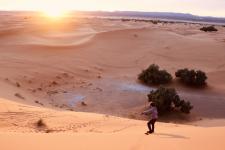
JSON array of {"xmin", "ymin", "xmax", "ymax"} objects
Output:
[
  {"xmin": 0, "ymin": 13, "xmax": 225, "ymax": 150},
  {"xmin": 0, "ymin": 98, "xmax": 225, "ymax": 150},
  {"xmin": 1, "ymin": 18, "xmax": 225, "ymax": 118}
]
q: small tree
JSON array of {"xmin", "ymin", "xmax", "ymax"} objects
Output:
[
  {"xmin": 175, "ymin": 69, "xmax": 207, "ymax": 86},
  {"xmin": 200, "ymin": 26, "xmax": 218, "ymax": 32},
  {"xmin": 148, "ymin": 87, "xmax": 193, "ymax": 115},
  {"xmin": 138, "ymin": 64, "xmax": 172, "ymax": 85}
]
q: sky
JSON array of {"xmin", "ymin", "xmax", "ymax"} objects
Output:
[{"xmin": 0, "ymin": 0, "xmax": 225, "ymax": 17}]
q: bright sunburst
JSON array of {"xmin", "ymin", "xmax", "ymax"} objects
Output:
[{"xmin": 41, "ymin": 8, "xmax": 68, "ymax": 18}]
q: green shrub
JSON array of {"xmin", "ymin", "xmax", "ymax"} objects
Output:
[
  {"xmin": 148, "ymin": 87, "xmax": 193, "ymax": 115},
  {"xmin": 138, "ymin": 64, "xmax": 172, "ymax": 85},
  {"xmin": 200, "ymin": 26, "xmax": 218, "ymax": 32},
  {"xmin": 175, "ymin": 69, "xmax": 207, "ymax": 86}
]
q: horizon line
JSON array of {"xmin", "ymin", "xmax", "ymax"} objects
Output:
[{"xmin": 0, "ymin": 9, "xmax": 225, "ymax": 19}]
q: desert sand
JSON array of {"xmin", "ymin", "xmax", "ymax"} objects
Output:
[{"xmin": 0, "ymin": 12, "xmax": 225, "ymax": 150}]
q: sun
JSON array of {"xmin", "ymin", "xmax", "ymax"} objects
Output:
[{"xmin": 41, "ymin": 8, "xmax": 68, "ymax": 18}]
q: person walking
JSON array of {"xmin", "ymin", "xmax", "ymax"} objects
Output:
[{"xmin": 141, "ymin": 102, "xmax": 158, "ymax": 134}]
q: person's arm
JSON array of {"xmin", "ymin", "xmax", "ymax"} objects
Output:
[{"xmin": 142, "ymin": 108, "xmax": 153, "ymax": 115}]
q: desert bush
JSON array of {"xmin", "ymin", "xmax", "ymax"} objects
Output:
[
  {"xmin": 14, "ymin": 93, "xmax": 25, "ymax": 99},
  {"xmin": 121, "ymin": 18, "xmax": 131, "ymax": 22},
  {"xmin": 16, "ymin": 82, "xmax": 21, "ymax": 87},
  {"xmin": 175, "ymin": 69, "xmax": 207, "ymax": 86},
  {"xmin": 151, "ymin": 20, "xmax": 158, "ymax": 24},
  {"xmin": 200, "ymin": 26, "xmax": 218, "ymax": 32},
  {"xmin": 81, "ymin": 101, "xmax": 87, "ymax": 106},
  {"xmin": 148, "ymin": 87, "xmax": 193, "ymax": 115},
  {"xmin": 36, "ymin": 119, "xmax": 46, "ymax": 127},
  {"xmin": 138, "ymin": 64, "xmax": 172, "ymax": 85}
]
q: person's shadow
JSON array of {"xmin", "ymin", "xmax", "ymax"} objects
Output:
[{"xmin": 154, "ymin": 133, "xmax": 189, "ymax": 139}]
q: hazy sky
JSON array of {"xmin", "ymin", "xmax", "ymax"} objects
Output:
[{"xmin": 0, "ymin": 0, "xmax": 225, "ymax": 17}]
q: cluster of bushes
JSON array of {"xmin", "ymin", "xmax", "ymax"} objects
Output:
[
  {"xmin": 148, "ymin": 87, "xmax": 193, "ymax": 115},
  {"xmin": 175, "ymin": 69, "xmax": 207, "ymax": 86},
  {"xmin": 138, "ymin": 64, "xmax": 207, "ymax": 87},
  {"xmin": 200, "ymin": 26, "xmax": 218, "ymax": 32},
  {"xmin": 138, "ymin": 64, "xmax": 172, "ymax": 85},
  {"xmin": 138, "ymin": 64, "xmax": 208, "ymax": 115}
]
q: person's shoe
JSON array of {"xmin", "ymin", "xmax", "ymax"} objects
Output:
[
  {"xmin": 149, "ymin": 131, "xmax": 154, "ymax": 134},
  {"xmin": 145, "ymin": 131, "xmax": 150, "ymax": 135}
]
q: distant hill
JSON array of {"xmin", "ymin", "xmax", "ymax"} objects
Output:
[{"xmin": 75, "ymin": 11, "xmax": 225, "ymax": 25}]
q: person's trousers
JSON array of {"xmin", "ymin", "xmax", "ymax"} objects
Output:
[{"xmin": 147, "ymin": 119, "xmax": 157, "ymax": 133}]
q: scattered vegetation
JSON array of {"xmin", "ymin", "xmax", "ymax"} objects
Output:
[
  {"xmin": 35, "ymin": 100, "xmax": 44, "ymax": 106},
  {"xmin": 97, "ymin": 75, "xmax": 102, "ymax": 79},
  {"xmin": 37, "ymin": 87, "xmax": 42, "ymax": 91},
  {"xmin": 175, "ymin": 69, "xmax": 207, "ymax": 86},
  {"xmin": 47, "ymin": 90, "xmax": 58, "ymax": 95},
  {"xmin": 14, "ymin": 93, "xmax": 25, "ymax": 99},
  {"xmin": 16, "ymin": 82, "xmax": 21, "ymax": 87},
  {"xmin": 81, "ymin": 101, "xmax": 87, "ymax": 106},
  {"xmin": 152, "ymin": 20, "xmax": 158, "ymax": 24},
  {"xmin": 148, "ymin": 87, "xmax": 193, "ymax": 115},
  {"xmin": 35, "ymin": 119, "xmax": 50, "ymax": 133},
  {"xmin": 138, "ymin": 64, "xmax": 172, "ymax": 85},
  {"xmin": 36, "ymin": 119, "xmax": 46, "ymax": 128},
  {"xmin": 200, "ymin": 26, "xmax": 218, "ymax": 32},
  {"xmin": 120, "ymin": 18, "xmax": 173, "ymax": 25},
  {"xmin": 51, "ymin": 81, "xmax": 58, "ymax": 85},
  {"xmin": 121, "ymin": 18, "xmax": 130, "ymax": 22}
]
